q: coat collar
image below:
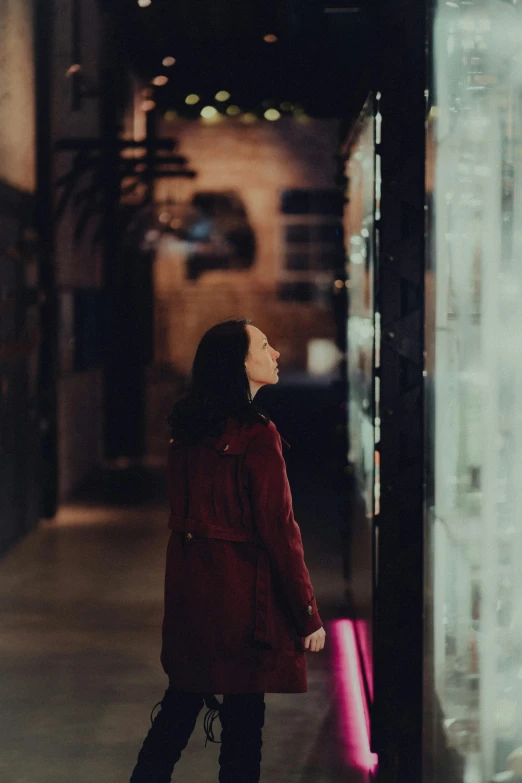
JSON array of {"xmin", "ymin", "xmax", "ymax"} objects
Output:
[
  {"xmin": 169, "ymin": 414, "xmax": 290, "ymax": 452},
  {"xmin": 211, "ymin": 416, "xmax": 290, "ymax": 454}
]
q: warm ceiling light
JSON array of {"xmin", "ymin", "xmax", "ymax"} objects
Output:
[
  {"xmin": 226, "ymin": 105, "xmax": 241, "ymax": 116},
  {"xmin": 65, "ymin": 63, "xmax": 81, "ymax": 78},
  {"xmin": 152, "ymin": 75, "xmax": 168, "ymax": 86},
  {"xmin": 137, "ymin": 0, "xmax": 151, "ymax": 7},
  {"xmin": 264, "ymin": 33, "xmax": 277, "ymax": 43},
  {"xmin": 141, "ymin": 100, "xmax": 156, "ymax": 112},
  {"xmin": 264, "ymin": 108, "xmax": 280, "ymax": 121},
  {"xmin": 215, "ymin": 90, "xmax": 230, "ymax": 102},
  {"xmin": 200, "ymin": 105, "xmax": 218, "ymax": 119},
  {"xmin": 162, "ymin": 56, "xmax": 176, "ymax": 67},
  {"xmin": 185, "ymin": 94, "xmax": 200, "ymax": 105}
]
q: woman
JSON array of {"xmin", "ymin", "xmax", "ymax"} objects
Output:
[{"xmin": 130, "ymin": 318, "xmax": 325, "ymax": 783}]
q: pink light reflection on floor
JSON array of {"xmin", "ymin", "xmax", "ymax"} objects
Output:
[{"xmin": 331, "ymin": 618, "xmax": 379, "ymax": 776}]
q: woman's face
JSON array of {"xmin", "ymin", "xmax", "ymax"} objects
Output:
[{"xmin": 244, "ymin": 325, "xmax": 280, "ymax": 397}]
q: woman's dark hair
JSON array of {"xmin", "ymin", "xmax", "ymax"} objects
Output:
[{"xmin": 167, "ymin": 318, "xmax": 270, "ymax": 443}]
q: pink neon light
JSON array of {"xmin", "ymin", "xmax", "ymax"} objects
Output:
[
  {"xmin": 354, "ymin": 617, "xmax": 374, "ymax": 701},
  {"xmin": 331, "ymin": 619, "xmax": 379, "ymax": 775}
]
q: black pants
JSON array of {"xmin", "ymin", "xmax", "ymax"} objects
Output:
[{"xmin": 129, "ymin": 687, "xmax": 266, "ymax": 783}]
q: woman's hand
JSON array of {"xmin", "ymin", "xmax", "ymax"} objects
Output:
[{"xmin": 302, "ymin": 626, "xmax": 326, "ymax": 652}]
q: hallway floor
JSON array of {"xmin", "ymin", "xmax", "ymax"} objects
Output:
[{"xmin": 0, "ymin": 455, "xmax": 371, "ymax": 783}]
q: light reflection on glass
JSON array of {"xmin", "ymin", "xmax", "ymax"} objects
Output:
[{"xmin": 425, "ymin": 1, "xmax": 522, "ymax": 781}]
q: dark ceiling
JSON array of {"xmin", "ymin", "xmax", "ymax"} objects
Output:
[{"xmin": 107, "ymin": 0, "xmax": 371, "ymax": 121}]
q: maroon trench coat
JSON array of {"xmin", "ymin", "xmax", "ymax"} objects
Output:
[{"xmin": 160, "ymin": 413, "xmax": 323, "ymax": 694}]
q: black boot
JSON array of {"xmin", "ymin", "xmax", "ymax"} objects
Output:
[
  {"xmin": 218, "ymin": 693, "xmax": 266, "ymax": 783},
  {"xmin": 130, "ymin": 688, "xmax": 204, "ymax": 783}
]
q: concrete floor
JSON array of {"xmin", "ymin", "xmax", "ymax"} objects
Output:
[{"xmin": 0, "ymin": 454, "xmax": 369, "ymax": 783}]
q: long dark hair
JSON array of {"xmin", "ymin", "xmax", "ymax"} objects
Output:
[{"xmin": 167, "ymin": 318, "xmax": 270, "ymax": 443}]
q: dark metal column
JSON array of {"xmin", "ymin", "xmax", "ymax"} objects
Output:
[
  {"xmin": 372, "ymin": 0, "xmax": 427, "ymax": 780},
  {"xmin": 34, "ymin": 0, "xmax": 58, "ymax": 519},
  {"xmin": 99, "ymin": 7, "xmax": 125, "ymax": 461}
]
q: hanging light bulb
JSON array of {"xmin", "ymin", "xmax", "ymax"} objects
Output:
[
  {"xmin": 215, "ymin": 91, "xmax": 230, "ymax": 102},
  {"xmin": 226, "ymin": 105, "xmax": 241, "ymax": 116},
  {"xmin": 152, "ymin": 75, "xmax": 168, "ymax": 86},
  {"xmin": 65, "ymin": 63, "xmax": 81, "ymax": 78},
  {"xmin": 141, "ymin": 99, "xmax": 156, "ymax": 112},
  {"xmin": 162, "ymin": 56, "xmax": 176, "ymax": 67},
  {"xmin": 185, "ymin": 94, "xmax": 200, "ymax": 105},
  {"xmin": 137, "ymin": 0, "xmax": 151, "ymax": 7},
  {"xmin": 264, "ymin": 34, "xmax": 277, "ymax": 43},
  {"xmin": 264, "ymin": 108, "xmax": 280, "ymax": 121},
  {"xmin": 200, "ymin": 106, "xmax": 218, "ymax": 119}
]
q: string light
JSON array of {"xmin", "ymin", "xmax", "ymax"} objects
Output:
[
  {"xmin": 215, "ymin": 91, "xmax": 231, "ymax": 102},
  {"xmin": 264, "ymin": 108, "xmax": 281, "ymax": 121},
  {"xmin": 152, "ymin": 75, "xmax": 168, "ymax": 86},
  {"xmin": 185, "ymin": 94, "xmax": 200, "ymax": 105},
  {"xmin": 141, "ymin": 99, "xmax": 156, "ymax": 112},
  {"xmin": 164, "ymin": 110, "xmax": 178, "ymax": 122},
  {"xmin": 240, "ymin": 113, "xmax": 257, "ymax": 124},
  {"xmin": 162, "ymin": 56, "xmax": 176, "ymax": 67},
  {"xmin": 137, "ymin": 0, "xmax": 151, "ymax": 7},
  {"xmin": 226, "ymin": 105, "xmax": 241, "ymax": 116},
  {"xmin": 200, "ymin": 106, "xmax": 218, "ymax": 119},
  {"xmin": 280, "ymin": 101, "xmax": 293, "ymax": 111},
  {"xmin": 264, "ymin": 34, "xmax": 277, "ymax": 43}
]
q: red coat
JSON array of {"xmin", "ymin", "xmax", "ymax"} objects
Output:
[{"xmin": 161, "ymin": 414, "xmax": 323, "ymax": 694}]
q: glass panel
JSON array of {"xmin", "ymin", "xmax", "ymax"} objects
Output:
[
  {"xmin": 425, "ymin": 3, "xmax": 522, "ymax": 782},
  {"xmin": 344, "ymin": 96, "xmax": 375, "ymax": 705}
]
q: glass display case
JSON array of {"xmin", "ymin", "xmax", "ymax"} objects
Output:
[
  {"xmin": 425, "ymin": 1, "xmax": 522, "ymax": 781},
  {"xmin": 343, "ymin": 96, "xmax": 376, "ymax": 705}
]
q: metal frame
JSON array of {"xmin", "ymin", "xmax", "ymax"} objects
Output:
[{"xmin": 372, "ymin": 0, "xmax": 427, "ymax": 779}]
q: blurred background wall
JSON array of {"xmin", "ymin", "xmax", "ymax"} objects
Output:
[
  {"xmin": 146, "ymin": 115, "xmax": 343, "ymax": 459},
  {"xmin": 53, "ymin": 0, "xmax": 105, "ymax": 500}
]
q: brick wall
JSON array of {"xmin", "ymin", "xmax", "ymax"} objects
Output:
[{"xmin": 0, "ymin": 0, "xmax": 36, "ymax": 193}]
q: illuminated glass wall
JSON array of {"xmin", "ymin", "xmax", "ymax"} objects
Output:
[
  {"xmin": 344, "ymin": 97, "xmax": 376, "ymax": 704},
  {"xmin": 425, "ymin": 2, "xmax": 522, "ymax": 781}
]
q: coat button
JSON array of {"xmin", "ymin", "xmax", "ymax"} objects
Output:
[
  {"xmin": 307, "ymin": 605, "xmax": 313, "ymax": 616},
  {"xmin": 185, "ymin": 533, "xmax": 193, "ymax": 543}
]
